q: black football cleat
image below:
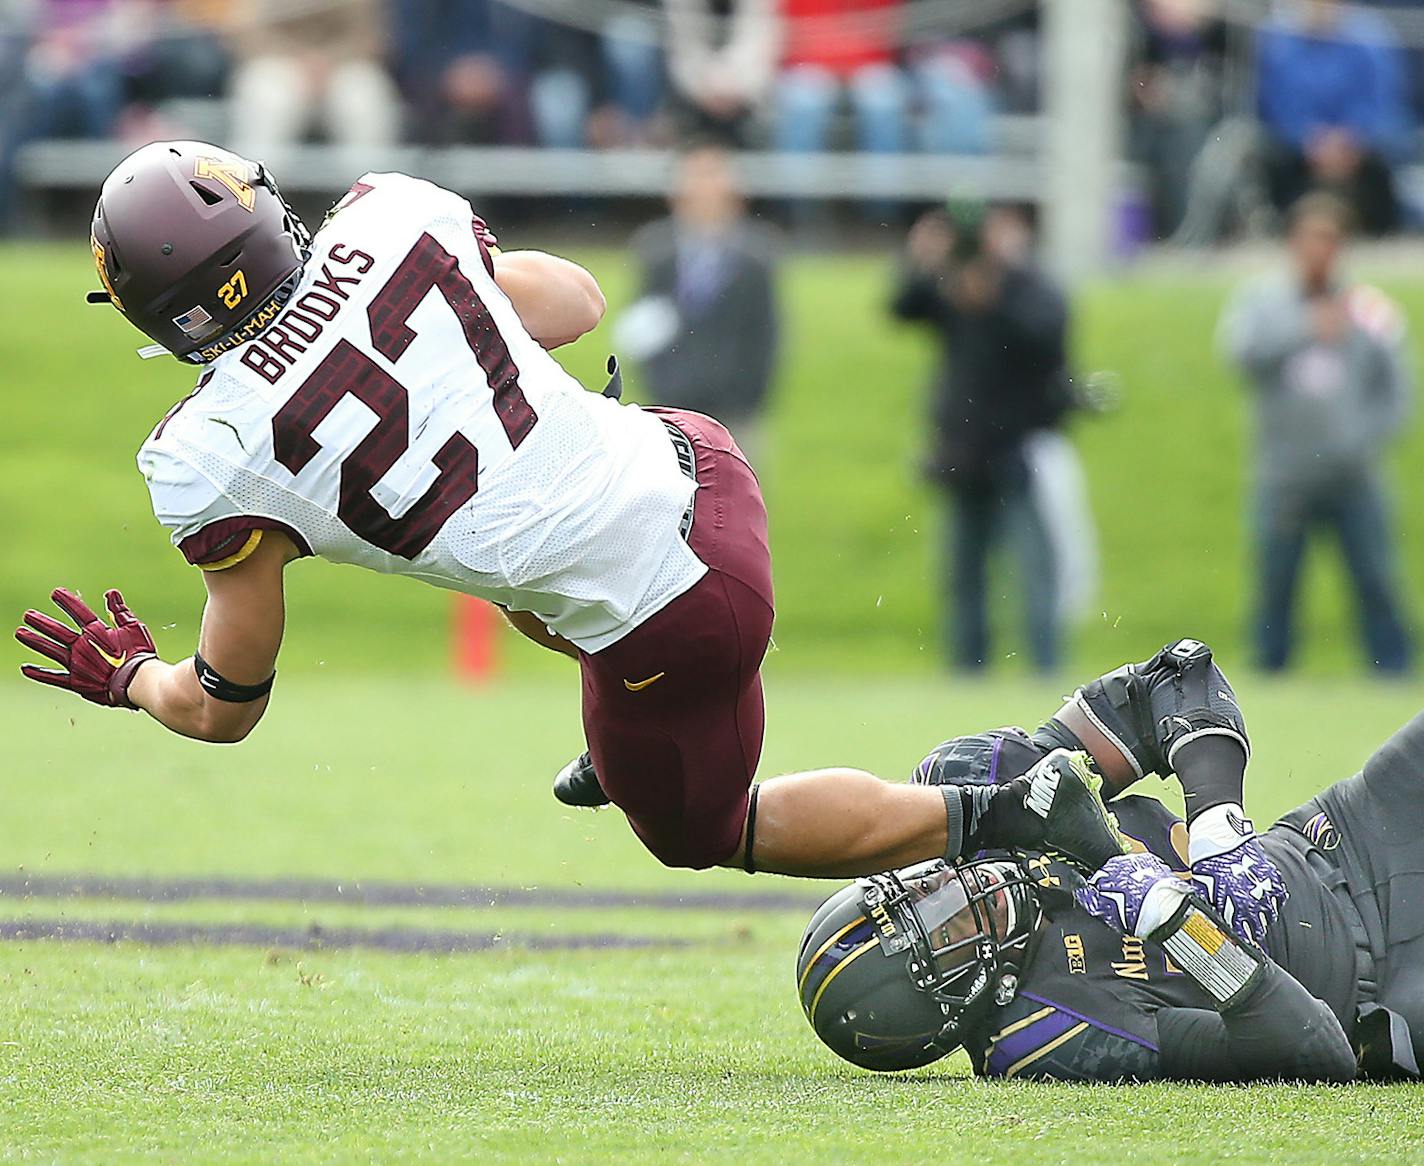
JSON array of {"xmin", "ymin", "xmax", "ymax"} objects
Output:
[
  {"xmin": 1027, "ymin": 750, "xmax": 1130, "ymax": 872},
  {"xmin": 553, "ymin": 751, "xmax": 611, "ymax": 808}
]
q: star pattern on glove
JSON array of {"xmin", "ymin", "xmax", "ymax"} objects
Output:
[
  {"xmin": 1191, "ymin": 837, "xmax": 1288, "ymax": 948},
  {"xmin": 1074, "ymin": 853, "xmax": 1180, "ymax": 938}
]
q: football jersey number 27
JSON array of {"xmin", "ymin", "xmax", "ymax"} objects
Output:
[{"xmin": 272, "ymin": 232, "xmax": 537, "ymax": 559}]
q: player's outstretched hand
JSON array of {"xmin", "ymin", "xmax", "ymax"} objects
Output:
[
  {"xmin": 1074, "ymin": 852, "xmax": 1192, "ymax": 940},
  {"xmin": 1188, "ymin": 804, "xmax": 1288, "ymax": 947},
  {"xmin": 15, "ymin": 588, "xmax": 158, "ymax": 708}
]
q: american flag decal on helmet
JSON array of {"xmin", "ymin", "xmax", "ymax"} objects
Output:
[{"xmin": 173, "ymin": 305, "xmax": 214, "ymax": 338}]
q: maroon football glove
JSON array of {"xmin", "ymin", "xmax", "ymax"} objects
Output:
[{"xmin": 15, "ymin": 588, "xmax": 158, "ymax": 708}]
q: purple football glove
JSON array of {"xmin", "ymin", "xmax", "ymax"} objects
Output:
[
  {"xmin": 1188, "ymin": 804, "xmax": 1287, "ymax": 947},
  {"xmin": 1075, "ymin": 852, "xmax": 1193, "ymax": 939}
]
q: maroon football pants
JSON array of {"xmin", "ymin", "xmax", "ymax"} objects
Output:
[{"xmin": 577, "ymin": 409, "xmax": 774, "ymax": 868}]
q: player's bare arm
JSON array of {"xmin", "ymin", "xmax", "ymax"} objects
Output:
[
  {"xmin": 492, "ymin": 250, "xmax": 606, "ymax": 350},
  {"xmin": 17, "ymin": 529, "xmax": 294, "ymax": 744},
  {"xmin": 125, "ymin": 529, "xmax": 297, "ymax": 742}
]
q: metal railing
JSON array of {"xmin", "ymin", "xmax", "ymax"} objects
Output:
[{"xmin": 15, "ymin": 116, "xmax": 1049, "ymax": 204}]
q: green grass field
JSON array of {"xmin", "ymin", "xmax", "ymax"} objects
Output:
[
  {"xmin": 2, "ymin": 675, "xmax": 1424, "ymax": 1164},
  {"xmin": 5, "ymin": 242, "xmax": 1424, "ymax": 1162}
]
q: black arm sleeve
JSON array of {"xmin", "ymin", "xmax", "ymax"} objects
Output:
[{"xmin": 1157, "ymin": 964, "xmax": 1357, "ymax": 1083}]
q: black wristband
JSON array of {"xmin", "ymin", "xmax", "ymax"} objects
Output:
[
  {"xmin": 193, "ymin": 652, "xmax": 275, "ymax": 703},
  {"xmin": 743, "ymin": 784, "xmax": 760, "ymax": 873}
]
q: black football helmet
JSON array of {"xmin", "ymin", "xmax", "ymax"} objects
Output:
[
  {"xmin": 88, "ymin": 140, "xmax": 311, "ymax": 364},
  {"xmin": 797, "ymin": 858, "xmax": 1041, "ymax": 1072}
]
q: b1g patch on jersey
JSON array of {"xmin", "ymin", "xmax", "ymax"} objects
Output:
[{"xmin": 1063, "ymin": 934, "xmax": 1086, "ymax": 974}]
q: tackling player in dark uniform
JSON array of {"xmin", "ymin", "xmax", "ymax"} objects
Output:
[{"xmin": 797, "ymin": 639, "xmax": 1422, "ymax": 1082}]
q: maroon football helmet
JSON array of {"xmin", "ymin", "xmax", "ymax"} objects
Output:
[{"xmin": 88, "ymin": 140, "xmax": 311, "ymax": 364}]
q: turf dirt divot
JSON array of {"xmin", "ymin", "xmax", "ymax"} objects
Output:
[
  {"xmin": 0, "ymin": 917, "xmax": 690, "ymax": 954},
  {"xmin": 0, "ymin": 873, "xmax": 824, "ymax": 911}
]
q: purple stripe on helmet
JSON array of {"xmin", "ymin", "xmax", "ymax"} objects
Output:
[
  {"xmin": 802, "ymin": 918, "xmax": 876, "ymax": 1010},
  {"xmin": 985, "ymin": 1008, "xmax": 1081, "ymax": 1073},
  {"xmin": 988, "ymin": 734, "xmax": 1004, "ymax": 785},
  {"xmin": 1019, "ymin": 990, "xmax": 1159, "ymax": 1051}
]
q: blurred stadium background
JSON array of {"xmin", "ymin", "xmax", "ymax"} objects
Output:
[
  {"xmin": 5, "ymin": 2, "xmax": 1424, "ymax": 1161},
  {"xmin": 6, "ymin": 0, "xmax": 1424, "ymax": 677}
]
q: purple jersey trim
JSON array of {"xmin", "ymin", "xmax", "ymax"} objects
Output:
[
  {"xmin": 1019, "ymin": 989, "xmax": 1160, "ymax": 1051},
  {"xmin": 986, "ymin": 1008, "xmax": 1082, "ymax": 1073}
]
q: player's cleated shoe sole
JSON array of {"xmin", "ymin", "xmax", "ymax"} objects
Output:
[
  {"xmin": 553, "ymin": 751, "xmax": 611, "ymax": 808},
  {"xmin": 1030, "ymin": 750, "xmax": 1130, "ymax": 872}
]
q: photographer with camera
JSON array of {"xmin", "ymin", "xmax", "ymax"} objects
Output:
[{"xmin": 890, "ymin": 203, "xmax": 1078, "ymax": 674}]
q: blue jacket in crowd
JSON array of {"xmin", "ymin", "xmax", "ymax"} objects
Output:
[{"xmin": 1256, "ymin": 9, "xmax": 1410, "ymax": 156}]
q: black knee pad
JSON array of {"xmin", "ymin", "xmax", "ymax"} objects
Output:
[{"xmin": 1071, "ymin": 638, "xmax": 1249, "ymax": 779}]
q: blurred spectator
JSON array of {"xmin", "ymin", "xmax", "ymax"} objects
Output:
[
  {"xmin": 125, "ymin": 2, "xmax": 229, "ymax": 114},
  {"xmin": 599, "ymin": 0, "xmax": 665, "ymax": 146},
  {"xmin": 1219, "ymin": 192, "xmax": 1412, "ymax": 673},
  {"xmin": 390, "ymin": 0, "xmax": 518, "ymax": 146},
  {"xmin": 0, "ymin": 0, "xmax": 131, "ymax": 231},
  {"xmin": 1129, "ymin": 0, "xmax": 1227, "ymax": 238},
  {"xmin": 228, "ymin": 0, "xmax": 398, "ymax": 153},
  {"xmin": 890, "ymin": 203, "xmax": 1075, "ymax": 674},
  {"xmin": 494, "ymin": 5, "xmax": 665, "ymax": 150},
  {"xmin": 664, "ymin": 0, "xmax": 779, "ymax": 144},
  {"xmin": 773, "ymin": 0, "xmax": 909, "ymax": 154},
  {"xmin": 772, "ymin": 0, "xmax": 993, "ymax": 159},
  {"xmin": 1256, "ymin": 0, "xmax": 1409, "ymax": 235},
  {"xmin": 618, "ymin": 145, "xmax": 781, "ymax": 465},
  {"xmin": 983, "ymin": 8, "xmax": 1039, "ymax": 114},
  {"xmin": 907, "ymin": 38, "xmax": 994, "ymax": 154},
  {"xmin": 525, "ymin": 19, "xmax": 601, "ymax": 148}
]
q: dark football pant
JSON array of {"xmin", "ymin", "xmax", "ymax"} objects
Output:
[
  {"xmin": 1278, "ymin": 709, "xmax": 1424, "ymax": 1062},
  {"xmin": 577, "ymin": 409, "xmax": 774, "ymax": 870}
]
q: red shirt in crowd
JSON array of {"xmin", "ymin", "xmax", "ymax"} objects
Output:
[{"xmin": 780, "ymin": 0, "xmax": 901, "ymax": 77}]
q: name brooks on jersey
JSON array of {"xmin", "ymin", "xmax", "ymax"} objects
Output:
[{"xmin": 237, "ymin": 244, "xmax": 374, "ymax": 385}]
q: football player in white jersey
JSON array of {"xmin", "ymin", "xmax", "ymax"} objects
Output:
[{"xmin": 16, "ymin": 141, "xmax": 1118, "ymax": 879}]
